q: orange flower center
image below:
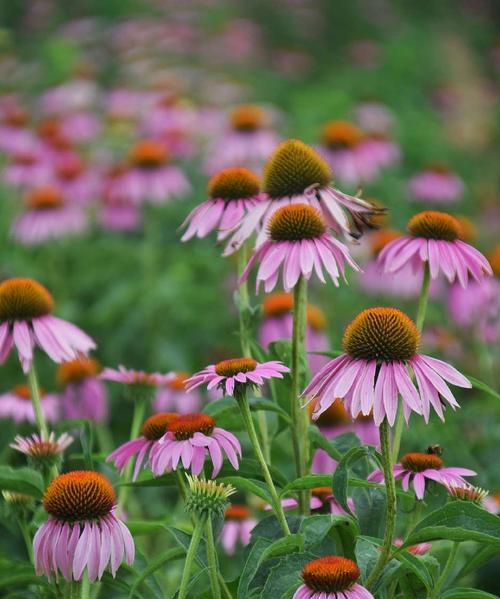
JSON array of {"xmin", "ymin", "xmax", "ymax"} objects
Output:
[
  {"xmin": 129, "ymin": 140, "xmax": 169, "ymax": 168},
  {"xmin": 168, "ymin": 413, "xmax": 216, "ymax": 440},
  {"xmin": 0, "ymin": 278, "xmax": 54, "ymax": 321},
  {"xmin": 400, "ymin": 452, "xmax": 443, "ymax": 472},
  {"xmin": 262, "ymin": 293, "xmax": 327, "ymax": 330},
  {"xmin": 215, "ymin": 358, "xmax": 257, "ymax": 377},
  {"xmin": 56, "ymin": 156, "xmax": 84, "ymax": 181},
  {"xmin": 369, "ymin": 229, "xmax": 401, "ymax": 257},
  {"xmin": 307, "ymin": 304, "xmax": 328, "ymax": 331},
  {"xmin": 230, "ymin": 105, "xmax": 266, "ymax": 132},
  {"xmin": 455, "ymin": 216, "xmax": 476, "ymax": 243},
  {"xmin": 310, "ymin": 398, "xmax": 350, "ymax": 426},
  {"xmin": 408, "ymin": 211, "xmax": 462, "ymax": 242},
  {"xmin": 12, "ymin": 384, "xmax": 45, "ymax": 400},
  {"xmin": 321, "ymin": 121, "xmax": 364, "ymax": 149},
  {"xmin": 4, "ymin": 108, "xmax": 28, "ymax": 127},
  {"xmin": 487, "ymin": 245, "xmax": 500, "ymax": 278},
  {"xmin": 208, "ymin": 167, "xmax": 260, "ymax": 200},
  {"xmin": 263, "ymin": 139, "xmax": 331, "ymax": 199},
  {"xmin": 25, "ymin": 186, "xmax": 64, "ymax": 211},
  {"xmin": 141, "ymin": 412, "xmax": 179, "ymax": 440},
  {"xmin": 44, "ymin": 471, "xmax": 115, "ymax": 522},
  {"xmin": 269, "ymin": 204, "xmax": 326, "ymax": 241},
  {"xmin": 57, "ymin": 358, "xmax": 101, "ymax": 386},
  {"xmin": 302, "ymin": 556, "xmax": 360, "ymax": 592},
  {"xmin": 225, "ymin": 504, "xmax": 251, "ymax": 520},
  {"xmin": 167, "ymin": 372, "xmax": 190, "ymax": 392},
  {"xmin": 311, "ymin": 487, "xmax": 333, "ymax": 501}
]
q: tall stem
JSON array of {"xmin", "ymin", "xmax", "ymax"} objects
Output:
[
  {"xmin": 430, "ymin": 542, "xmax": 459, "ymax": 599},
  {"xmin": 392, "ymin": 262, "xmax": 431, "ymax": 462},
  {"xmin": 237, "ymin": 245, "xmax": 270, "ymax": 463},
  {"xmin": 178, "ymin": 516, "xmax": 206, "ymax": 599},
  {"xmin": 205, "ymin": 518, "xmax": 221, "ymax": 599},
  {"xmin": 365, "ymin": 419, "xmax": 397, "ymax": 589},
  {"xmin": 238, "ymin": 392, "xmax": 290, "ymax": 536},
  {"xmin": 291, "ymin": 276, "xmax": 310, "ymax": 515},
  {"xmin": 117, "ymin": 394, "xmax": 148, "ymax": 514},
  {"xmin": 80, "ymin": 573, "xmax": 90, "ymax": 599},
  {"xmin": 19, "ymin": 519, "xmax": 33, "ymax": 562},
  {"xmin": 27, "ymin": 361, "xmax": 48, "ymax": 439}
]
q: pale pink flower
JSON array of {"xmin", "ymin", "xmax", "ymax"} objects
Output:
[
  {"xmin": 220, "ymin": 504, "xmax": 256, "ymax": 555},
  {"xmin": 0, "ymin": 384, "xmax": 59, "ymax": 423},
  {"xmin": 154, "ymin": 372, "xmax": 201, "ymax": 414},
  {"xmin": 393, "ymin": 538, "xmax": 431, "ymax": 555},
  {"xmin": 408, "ymin": 166, "xmax": 464, "ymax": 204},
  {"xmin": 11, "ymin": 431, "xmax": 73, "ymax": 459},
  {"xmin": 270, "ymin": 487, "xmax": 355, "ymax": 516},
  {"xmin": 3, "ymin": 147, "xmax": 51, "ymax": 188}
]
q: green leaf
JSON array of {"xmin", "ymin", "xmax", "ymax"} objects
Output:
[
  {"xmin": 441, "ymin": 589, "xmax": 500, "ymax": 599},
  {"xmin": 457, "ymin": 544, "xmax": 500, "ymax": 578},
  {"xmin": 393, "ymin": 550, "xmax": 435, "ymax": 591},
  {"xmin": 128, "ymin": 547, "xmax": 184, "ymax": 598},
  {"xmin": 0, "ymin": 558, "xmax": 49, "ymax": 590},
  {"xmin": 218, "ymin": 476, "xmax": 273, "ymax": 503},
  {"xmin": 300, "ymin": 514, "xmax": 359, "ymax": 557},
  {"xmin": 0, "ymin": 466, "xmax": 45, "ymax": 498},
  {"xmin": 262, "ymin": 553, "xmax": 316, "ymax": 598},
  {"xmin": 403, "ymin": 501, "xmax": 500, "ymax": 547},
  {"xmin": 467, "ymin": 375, "xmax": 500, "ymax": 401},
  {"xmin": 118, "ymin": 473, "xmax": 176, "ymax": 488},
  {"xmin": 308, "ymin": 425, "xmax": 343, "ymax": 461},
  {"xmin": 248, "ymin": 397, "xmax": 291, "ymax": 423},
  {"xmin": 280, "ymin": 474, "xmax": 331, "ymax": 496},
  {"xmin": 219, "ymin": 458, "xmax": 288, "ymax": 488},
  {"xmin": 126, "ymin": 520, "xmax": 168, "ymax": 535},
  {"xmin": 203, "ymin": 396, "xmax": 244, "ymax": 430}
]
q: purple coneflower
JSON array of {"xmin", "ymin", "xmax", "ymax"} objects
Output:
[
  {"xmin": 100, "ymin": 365, "xmax": 173, "ymax": 388},
  {"xmin": 0, "ymin": 384, "xmax": 59, "ymax": 423},
  {"xmin": 154, "ymin": 372, "xmax": 201, "ymax": 414},
  {"xmin": 220, "ymin": 504, "xmax": 256, "ymax": 555},
  {"xmin": 3, "ymin": 147, "xmax": 51, "ymax": 188},
  {"xmin": 0, "ymin": 278, "xmax": 95, "ymax": 372},
  {"xmin": 33, "ymin": 471, "xmax": 134, "ymax": 581},
  {"xmin": 408, "ymin": 165, "xmax": 464, "ymax": 204},
  {"xmin": 393, "ymin": 538, "xmax": 431, "ymax": 555},
  {"xmin": 11, "ymin": 432, "xmax": 73, "ymax": 470},
  {"xmin": 303, "ymin": 307, "xmax": 471, "ymax": 425},
  {"xmin": 277, "ymin": 486, "xmax": 355, "ymax": 516},
  {"xmin": 293, "ymin": 556, "xmax": 374, "ymax": 599},
  {"xmin": 149, "ymin": 412, "xmax": 241, "ymax": 478},
  {"xmin": 51, "ymin": 153, "xmax": 100, "ymax": 206}
]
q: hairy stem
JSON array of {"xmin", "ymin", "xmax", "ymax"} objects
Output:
[
  {"xmin": 366, "ymin": 419, "xmax": 397, "ymax": 589},
  {"xmin": 178, "ymin": 516, "xmax": 206, "ymax": 599},
  {"xmin": 27, "ymin": 361, "xmax": 48, "ymax": 439},
  {"xmin": 205, "ymin": 518, "xmax": 221, "ymax": 599},
  {"xmin": 238, "ymin": 392, "xmax": 291, "ymax": 536},
  {"xmin": 291, "ymin": 275, "xmax": 310, "ymax": 515}
]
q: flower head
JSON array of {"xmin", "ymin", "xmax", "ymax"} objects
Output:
[
  {"xmin": 186, "ymin": 357, "xmax": 289, "ymax": 397},
  {"xmin": 303, "ymin": 307, "xmax": 471, "ymax": 426},
  {"xmin": 378, "ymin": 211, "xmax": 492, "ymax": 288},
  {"xmin": 221, "ymin": 504, "xmax": 256, "ymax": 555},
  {"xmin": 185, "ymin": 475, "xmax": 236, "ymax": 518},
  {"xmin": 230, "ymin": 105, "xmax": 268, "ymax": 132},
  {"xmin": 100, "ymin": 366, "xmax": 173, "ymax": 402},
  {"xmin": 240, "ymin": 203, "xmax": 360, "ymax": 292},
  {"xmin": 0, "ymin": 278, "xmax": 95, "ymax": 373},
  {"xmin": 446, "ymin": 483, "xmax": 489, "ymax": 504},
  {"xmin": 154, "ymin": 371, "xmax": 201, "ymax": 414},
  {"xmin": 0, "ymin": 383, "xmax": 59, "ymax": 423},
  {"xmin": 58, "ymin": 358, "xmax": 108, "ymax": 422},
  {"xmin": 11, "ymin": 432, "xmax": 73, "ymax": 471},
  {"xmin": 408, "ymin": 165, "xmax": 464, "ymax": 204},
  {"xmin": 149, "ymin": 412, "xmax": 241, "ymax": 478},
  {"xmin": 34, "ymin": 471, "xmax": 134, "ymax": 581},
  {"xmin": 294, "ymin": 556, "xmax": 374, "ymax": 599}
]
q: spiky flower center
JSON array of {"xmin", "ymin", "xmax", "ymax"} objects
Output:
[
  {"xmin": 343, "ymin": 307, "xmax": 419, "ymax": 362},
  {"xmin": 169, "ymin": 413, "xmax": 216, "ymax": 440},
  {"xmin": 311, "ymin": 398, "xmax": 350, "ymax": 426},
  {"xmin": 208, "ymin": 167, "xmax": 260, "ymax": 200},
  {"xmin": 369, "ymin": 229, "xmax": 401, "ymax": 257},
  {"xmin": 186, "ymin": 475, "xmax": 235, "ymax": 517},
  {"xmin": 408, "ymin": 211, "xmax": 461, "ymax": 242},
  {"xmin": 487, "ymin": 245, "xmax": 500, "ymax": 278},
  {"xmin": 311, "ymin": 487, "xmax": 333, "ymax": 502},
  {"xmin": 263, "ymin": 140, "xmax": 331, "ymax": 198},
  {"xmin": 167, "ymin": 372, "xmax": 189, "ymax": 392},
  {"xmin": 215, "ymin": 358, "xmax": 257, "ymax": 377},
  {"xmin": 44, "ymin": 471, "xmax": 115, "ymax": 522},
  {"xmin": 321, "ymin": 121, "xmax": 364, "ymax": 149},
  {"xmin": 0, "ymin": 278, "xmax": 54, "ymax": 321},
  {"xmin": 57, "ymin": 357, "xmax": 101, "ymax": 386},
  {"xmin": 456, "ymin": 216, "xmax": 476, "ymax": 243},
  {"xmin": 26, "ymin": 186, "xmax": 64, "ymax": 211},
  {"xmin": 268, "ymin": 204, "xmax": 326, "ymax": 241},
  {"xmin": 400, "ymin": 452, "xmax": 443, "ymax": 472},
  {"xmin": 230, "ymin": 105, "xmax": 266, "ymax": 132},
  {"xmin": 56, "ymin": 156, "xmax": 84, "ymax": 181},
  {"xmin": 302, "ymin": 556, "xmax": 360, "ymax": 592},
  {"xmin": 225, "ymin": 504, "xmax": 251, "ymax": 520},
  {"xmin": 262, "ymin": 293, "xmax": 327, "ymax": 331},
  {"xmin": 129, "ymin": 140, "xmax": 169, "ymax": 168},
  {"xmin": 447, "ymin": 484, "xmax": 488, "ymax": 503},
  {"xmin": 141, "ymin": 412, "xmax": 178, "ymax": 440},
  {"xmin": 12, "ymin": 384, "xmax": 44, "ymax": 400}
]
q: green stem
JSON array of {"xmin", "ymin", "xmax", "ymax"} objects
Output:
[
  {"xmin": 68, "ymin": 582, "xmax": 80, "ymax": 599},
  {"xmin": 27, "ymin": 361, "xmax": 48, "ymax": 439},
  {"xmin": 19, "ymin": 519, "xmax": 33, "ymax": 562},
  {"xmin": 178, "ymin": 516, "xmax": 206, "ymax": 599},
  {"xmin": 365, "ymin": 419, "xmax": 397, "ymax": 590},
  {"xmin": 430, "ymin": 542, "xmax": 460, "ymax": 599},
  {"xmin": 218, "ymin": 574, "xmax": 234, "ymax": 599},
  {"xmin": 205, "ymin": 518, "xmax": 221, "ymax": 599},
  {"xmin": 80, "ymin": 573, "xmax": 90, "ymax": 599},
  {"xmin": 238, "ymin": 392, "xmax": 291, "ymax": 536},
  {"xmin": 95, "ymin": 424, "xmax": 114, "ymax": 455},
  {"xmin": 405, "ymin": 499, "xmax": 422, "ymax": 536},
  {"xmin": 291, "ymin": 276, "xmax": 310, "ymax": 515},
  {"xmin": 176, "ymin": 470, "xmax": 187, "ymax": 500},
  {"xmin": 392, "ymin": 262, "xmax": 431, "ymax": 462},
  {"xmin": 117, "ymin": 394, "xmax": 148, "ymax": 514}
]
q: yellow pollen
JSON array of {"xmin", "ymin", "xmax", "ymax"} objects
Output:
[
  {"xmin": 400, "ymin": 452, "xmax": 443, "ymax": 472},
  {"xmin": 140, "ymin": 413, "xmax": 178, "ymax": 440},
  {"xmin": 263, "ymin": 139, "xmax": 332, "ymax": 198},
  {"xmin": 408, "ymin": 211, "xmax": 462, "ymax": 242},
  {"xmin": 229, "ymin": 105, "xmax": 267, "ymax": 131},
  {"xmin": 215, "ymin": 358, "xmax": 257, "ymax": 377},
  {"xmin": 25, "ymin": 186, "xmax": 64, "ymax": 211},
  {"xmin": 0, "ymin": 278, "xmax": 54, "ymax": 321},
  {"xmin": 343, "ymin": 307, "xmax": 419, "ymax": 362},
  {"xmin": 302, "ymin": 556, "xmax": 360, "ymax": 592},
  {"xmin": 57, "ymin": 358, "xmax": 101, "ymax": 387},
  {"xmin": 268, "ymin": 204, "xmax": 326, "ymax": 241},
  {"xmin": 208, "ymin": 167, "xmax": 260, "ymax": 200},
  {"xmin": 320, "ymin": 121, "xmax": 364, "ymax": 149},
  {"xmin": 129, "ymin": 140, "xmax": 169, "ymax": 168}
]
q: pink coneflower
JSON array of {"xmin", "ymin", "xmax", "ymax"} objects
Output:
[
  {"xmin": 356, "ymin": 133, "xmax": 400, "ymax": 171},
  {"xmin": 98, "ymin": 196, "xmax": 142, "ymax": 233},
  {"xmin": 0, "ymin": 105, "xmax": 35, "ymax": 153},
  {"xmin": 369, "ymin": 449, "xmax": 476, "ymax": 500},
  {"xmin": 107, "ymin": 412, "xmax": 178, "ymax": 481},
  {"xmin": 186, "ymin": 357, "xmax": 289, "ymax": 397},
  {"xmin": 11, "ymin": 432, "xmax": 73, "ymax": 470},
  {"xmin": 354, "ymin": 101, "xmax": 395, "ymax": 135},
  {"xmin": 0, "ymin": 384, "xmax": 59, "ymax": 423},
  {"xmin": 224, "ymin": 139, "xmax": 384, "ymax": 254},
  {"xmin": 110, "ymin": 140, "xmax": 190, "ymax": 205},
  {"xmin": 51, "ymin": 153, "xmax": 100, "ymax": 205},
  {"xmin": 259, "ymin": 292, "xmax": 329, "ymax": 375},
  {"xmin": 303, "ymin": 307, "xmax": 472, "ymax": 426},
  {"xmin": 378, "ymin": 211, "xmax": 493, "ymax": 288},
  {"xmin": 59, "ymin": 111, "xmax": 101, "ymax": 144},
  {"xmin": 293, "ymin": 556, "xmax": 374, "ymax": 599},
  {"xmin": 100, "ymin": 365, "xmax": 173, "ymax": 389},
  {"xmin": 203, "ymin": 104, "xmax": 280, "ymax": 174},
  {"xmin": 34, "ymin": 471, "xmax": 134, "ymax": 581},
  {"xmin": 239, "ymin": 204, "xmax": 360, "ymax": 292},
  {"xmin": 220, "ymin": 504, "xmax": 256, "ymax": 555},
  {"xmin": 154, "ymin": 372, "xmax": 201, "ymax": 414},
  {"xmin": 276, "ymin": 486, "xmax": 355, "ymax": 516},
  {"xmin": 181, "ymin": 167, "xmax": 265, "ymax": 241},
  {"xmin": 408, "ymin": 165, "xmax": 464, "ymax": 204},
  {"xmin": 11, "ymin": 186, "xmax": 88, "ymax": 246},
  {"xmin": 0, "ymin": 278, "xmax": 96, "ymax": 373},
  {"xmin": 3, "ymin": 147, "xmax": 51, "ymax": 188},
  {"xmin": 57, "ymin": 357, "xmax": 108, "ymax": 423},
  {"xmin": 393, "ymin": 538, "xmax": 431, "ymax": 555},
  {"xmin": 149, "ymin": 413, "xmax": 241, "ymax": 477}
]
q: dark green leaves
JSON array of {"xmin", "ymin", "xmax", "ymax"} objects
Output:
[
  {"xmin": 467, "ymin": 375, "xmax": 500, "ymax": 401},
  {"xmin": 0, "ymin": 466, "xmax": 45, "ymax": 499}
]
